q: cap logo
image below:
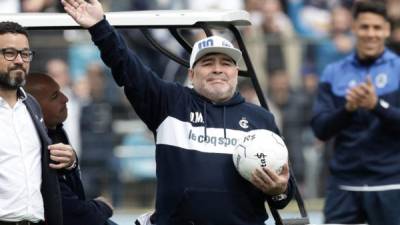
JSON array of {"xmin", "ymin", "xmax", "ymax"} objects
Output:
[
  {"xmin": 222, "ymin": 41, "xmax": 231, "ymax": 47},
  {"xmin": 198, "ymin": 39, "xmax": 214, "ymax": 50}
]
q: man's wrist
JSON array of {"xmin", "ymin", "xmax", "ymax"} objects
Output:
[
  {"xmin": 271, "ymin": 193, "xmax": 287, "ymax": 201},
  {"xmin": 377, "ymin": 98, "xmax": 390, "ymax": 109},
  {"xmin": 66, "ymin": 159, "xmax": 77, "ymax": 170},
  {"xmin": 368, "ymin": 97, "xmax": 379, "ymax": 110},
  {"xmin": 270, "ymin": 185, "xmax": 289, "ymax": 201},
  {"xmin": 345, "ymin": 102, "xmax": 357, "ymax": 112}
]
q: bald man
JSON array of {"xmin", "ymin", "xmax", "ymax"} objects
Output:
[{"xmin": 25, "ymin": 72, "xmax": 117, "ymax": 225}]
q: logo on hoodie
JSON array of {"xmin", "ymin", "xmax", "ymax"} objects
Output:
[
  {"xmin": 375, "ymin": 73, "xmax": 388, "ymax": 88},
  {"xmin": 239, "ymin": 117, "xmax": 249, "ymax": 129},
  {"xmin": 190, "ymin": 112, "xmax": 204, "ymax": 124}
]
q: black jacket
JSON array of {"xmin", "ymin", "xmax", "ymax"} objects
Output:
[
  {"xmin": 23, "ymin": 93, "xmax": 63, "ymax": 225},
  {"xmin": 47, "ymin": 125, "xmax": 113, "ymax": 225}
]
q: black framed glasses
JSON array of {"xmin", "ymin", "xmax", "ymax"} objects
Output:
[{"xmin": 0, "ymin": 48, "xmax": 34, "ymax": 62}]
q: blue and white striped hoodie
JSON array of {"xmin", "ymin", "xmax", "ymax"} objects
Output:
[{"xmin": 88, "ymin": 19, "xmax": 294, "ymax": 225}]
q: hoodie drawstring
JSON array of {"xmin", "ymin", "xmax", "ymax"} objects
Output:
[
  {"xmin": 203, "ymin": 102, "xmax": 207, "ymax": 137},
  {"xmin": 203, "ymin": 102, "xmax": 227, "ymax": 139},
  {"xmin": 223, "ymin": 106, "xmax": 227, "ymax": 139}
]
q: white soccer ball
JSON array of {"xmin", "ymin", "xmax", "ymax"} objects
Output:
[{"xmin": 232, "ymin": 130, "xmax": 288, "ymax": 182}]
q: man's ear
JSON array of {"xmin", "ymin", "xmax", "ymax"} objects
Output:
[{"xmin": 188, "ymin": 69, "xmax": 194, "ymax": 81}]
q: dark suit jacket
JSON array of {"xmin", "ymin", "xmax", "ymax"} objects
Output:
[
  {"xmin": 48, "ymin": 125, "xmax": 113, "ymax": 225},
  {"xmin": 23, "ymin": 94, "xmax": 63, "ymax": 225}
]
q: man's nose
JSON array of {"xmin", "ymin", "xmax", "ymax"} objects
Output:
[
  {"xmin": 212, "ymin": 63, "xmax": 223, "ymax": 73},
  {"xmin": 366, "ymin": 27, "xmax": 377, "ymax": 37},
  {"xmin": 13, "ymin": 53, "xmax": 24, "ymax": 64},
  {"xmin": 62, "ymin": 93, "xmax": 69, "ymax": 103}
]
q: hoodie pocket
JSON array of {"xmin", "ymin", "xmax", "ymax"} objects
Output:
[{"xmin": 168, "ymin": 187, "xmax": 267, "ymax": 225}]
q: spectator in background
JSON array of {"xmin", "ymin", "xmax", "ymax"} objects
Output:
[
  {"xmin": 262, "ymin": 0, "xmax": 297, "ymax": 74},
  {"xmin": 287, "ymin": 0, "xmax": 332, "ymax": 39},
  {"xmin": 298, "ymin": 72, "xmax": 323, "ymax": 198},
  {"xmin": 386, "ymin": 0, "xmax": 400, "ymax": 22},
  {"xmin": 320, "ymin": 6, "xmax": 353, "ymax": 70},
  {"xmin": 311, "ymin": 2, "xmax": 400, "ymax": 224},
  {"xmin": 305, "ymin": 5, "xmax": 354, "ymax": 77},
  {"xmin": 243, "ymin": 0, "xmax": 301, "ymax": 89},
  {"xmin": 237, "ymin": 79, "xmax": 260, "ymax": 105},
  {"xmin": 242, "ymin": 0, "xmax": 269, "ymax": 89},
  {"xmin": 267, "ymin": 70, "xmax": 307, "ymax": 190},
  {"xmin": 264, "ymin": 0, "xmax": 302, "ymax": 87},
  {"xmin": 72, "ymin": 75, "xmax": 91, "ymax": 103},
  {"xmin": 387, "ymin": 20, "xmax": 400, "ymax": 55},
  {"xmin": 80, "ymin": 63, "xmax": 122, "ymax": 207},
  {"xmin": 244, "ymin": 0, "xmax": 266, "ymax": 26},
  {"xmin": 25, "ymin": 72, "xmax": 118, "ymax": 225},
  {"xmin": 21, "ymin": 0, "xmax": 54, "ymax": 12},
  {"xmin": 46, "ymin": 58, "xmax": 82, "ymax": 156}
]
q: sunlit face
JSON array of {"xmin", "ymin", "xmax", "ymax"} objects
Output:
[
  {"xmin": 352, "ymin": 12, "xmax": 390, "ymax": 59},
  {"xmin": 189, "ymin": 53, "xmax": 239, "ymax": 103},
  {"xmin": 34, "ymin": 79, "xmax": 69, "ymax": 129},
  {"xmin": 0, "ymin": 33, "xmax": 30, "ymax": 89}
]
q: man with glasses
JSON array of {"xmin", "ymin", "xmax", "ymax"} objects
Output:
[
  {"xmin": 0, "ymin": 48, "xmax": 34, "ymax": 62},
  {"xmin": 0, "ymin": 21, "xmax": 76, "ymax": 225}
]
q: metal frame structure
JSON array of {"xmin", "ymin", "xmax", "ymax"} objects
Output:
[{"xmin": 0, "ymin": 10, "xmax": 309, "ymax": 225}]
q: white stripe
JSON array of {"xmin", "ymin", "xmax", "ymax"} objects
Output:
[
  {"xmin": 339, "ymin": 184, "xmax": 400, "ymax": 191},
  {"xmin": 156, "ymin": 116, "xmax": 247, "ymax": 154}
]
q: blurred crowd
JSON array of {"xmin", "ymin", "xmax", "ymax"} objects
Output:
[{"xmin": 6, "ymin": 0, "xmax": 400, "ymax": 207}]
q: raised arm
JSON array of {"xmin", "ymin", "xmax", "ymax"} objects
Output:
[{"xmin": 61, "ymin": 0, "xmax": 104, "ymax": 28}]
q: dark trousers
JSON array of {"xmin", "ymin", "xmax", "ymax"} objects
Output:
[{"xmin": 324, "ymin": 182, "xmax": 400, "ymax": 225}]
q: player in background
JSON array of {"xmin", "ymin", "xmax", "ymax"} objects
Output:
[{"xmin": 311, "ymin": 1, "xmax": 400, "ymax": 225}]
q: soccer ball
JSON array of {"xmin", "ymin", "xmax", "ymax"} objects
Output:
[{"xmin": 232, "ymin": 130, "xmax": 288, "ymax": 182}]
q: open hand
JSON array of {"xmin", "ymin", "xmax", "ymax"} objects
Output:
[{"xmin": 61, "ymin": 0, "xmax": 104, "ymax": 28}]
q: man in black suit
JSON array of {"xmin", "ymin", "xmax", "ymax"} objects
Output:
[
  {"xmin": 0, "ymin": 21, "xmax": 75, "ymax": 225},
  {"xmin": 25, "ymin": 72, "xmax": 117, "ymax": 225}
]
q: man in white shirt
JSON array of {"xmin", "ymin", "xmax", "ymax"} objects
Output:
[{"xmin": 0, "ymin": 21, "xmax": 76, "ymax": 225}]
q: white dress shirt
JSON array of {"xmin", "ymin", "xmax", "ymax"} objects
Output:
[{"xmin": 0, "ymin": 95, "xmax": 44, "ymax": 222}]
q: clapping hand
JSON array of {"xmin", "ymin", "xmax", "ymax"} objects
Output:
[{"xmin": 345, "ymin": 76, "xmax": 378, "ymax": 111}]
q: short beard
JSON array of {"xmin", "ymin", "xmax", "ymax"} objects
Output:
[
  {"xmin": 0, "ymin": 70, "xmax": 26, "ymax": 90},
  {"xmin": 197, "ymin": 85, "xmax": 235, "ymax": 103}
]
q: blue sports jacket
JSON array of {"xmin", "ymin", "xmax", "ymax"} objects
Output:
[
  {"xmin": 311, "ymin": 49, "xmax": 400, "ymax": 186},
  {"xmin": 88, "ymin": 19, "xmax": 294, "ymax": 225}
]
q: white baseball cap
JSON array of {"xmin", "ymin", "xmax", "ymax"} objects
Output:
[{"xmin": 189, "ymin": 36, "xmax": 242, "ymax": 69}]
